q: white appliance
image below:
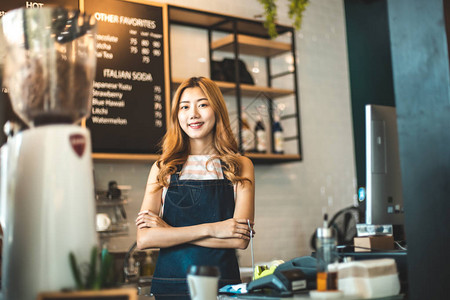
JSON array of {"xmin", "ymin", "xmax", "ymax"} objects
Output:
[{"xmin": 0, "ymin": 7, "xmax": 98, "ymax": 300}]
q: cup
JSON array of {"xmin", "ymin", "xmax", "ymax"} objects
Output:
[
  {"xmin": 187, "ymin": 265, "xmax": 220, "ymax": 300},
  {"xmin": 96, "ymin": 213, "xmax": 111, "ymax": 231}
]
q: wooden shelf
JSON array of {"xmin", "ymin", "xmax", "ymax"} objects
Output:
[
  {"xmin": 91, "ymin": 150, "xmax": 295, "ymax": 163},
  {"xmin": 95, "ymin": 198, "xmax": 129, "ymax": 207},
  {"xmin": 245, "ymin": 153, "xmax": 301, "ymax": 163},
  {"xmin": 38, "ymin": 288, "xmax": 137, "ymax": 300},
  {"xmin": 172, "ymin": 78, "xmax": 293, "ymax": 98},
  {"xmin": 93, "ymin": 148, "xmax": 299, "ymax": 163},
  {"xmin": 168, "ymin": 5, "xmax": 292, "ymax": 39},
  {"xmin": 211, "ymin": 34, "xmax": 291, "ymax": 57},
  {"xmin": 97, "ymin": 222, "xmax": 129, "ymax": 235},
  {"xmin": 93, "ymin": 153, "xmax": 159, "ymax": 162}
]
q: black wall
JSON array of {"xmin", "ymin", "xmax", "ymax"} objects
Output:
[
  {"xmin": 388, "ymin": 0, "xmax": 450, "ymax": 298},
  {"xmin": 346, "ymin": 0, "xmax": 450, "ymax": 298},
  {"xmin": 344, "ymin": 0, "xmax": 396, "ymax": 196}
]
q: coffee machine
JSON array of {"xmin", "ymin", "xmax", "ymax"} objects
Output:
[{"xmin": 0, "ymin": 7, "xmax": 98, "ymax": 300}]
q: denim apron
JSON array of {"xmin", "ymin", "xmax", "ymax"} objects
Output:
[{"xmin": 151, "ymin": 164, "xmax": 241, "ymax": 296}]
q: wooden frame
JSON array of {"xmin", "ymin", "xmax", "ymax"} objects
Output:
[
  {"xmin": 92, "ymin": 152, "xmax": 159, "ymax": 161},
  {"xmin": 37, "ymin": 288, "xmax": 137, "ymax": 300}
]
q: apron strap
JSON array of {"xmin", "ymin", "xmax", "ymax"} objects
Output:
[{"xmin": 170, "ymin": 164, "xmax": 183, "ymax": 182}]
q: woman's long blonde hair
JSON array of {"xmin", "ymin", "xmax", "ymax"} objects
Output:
[{"xmin": 156, "ymin": 77, "xmax": 248, "ymax": 188}]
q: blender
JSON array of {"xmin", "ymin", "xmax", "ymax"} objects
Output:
[{"xmin": 0, "ymin": 7, "xmax": 98, "ymax": 300}]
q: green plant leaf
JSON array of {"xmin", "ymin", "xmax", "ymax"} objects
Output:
[
  {"xmin": 288, "ymin": 0, "xmax": 309, "ymax": 30},
  {"xmin": 69, "ymin": 252, "xmax": 83, "ymax": 290},
  {"xmin": 258, "ymin": 0, "xmax": 309, "ymax": 38},
  {"xmin": 85, "ymin": 246, "xmax": 98, "ymax": 289},
  {"xmin": 98, "ymin": 250, "xmax": 113, "ymax": 288},
  {"xmin": 258, "ymin": 0, "xmax": 278, "ymax": 38}
]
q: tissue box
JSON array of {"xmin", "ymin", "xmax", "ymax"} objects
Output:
[
  {"xmin": 354, "ymin": 235, "xmax": 394, "ymax": 252},
  {"xmin": 337, "ymin": 258, "xmax": 400, "ymax": 299}
]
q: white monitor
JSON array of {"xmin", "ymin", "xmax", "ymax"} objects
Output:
[{"xmin": 365, "ymin": 105, "xmax": 404, "ymax": 231}]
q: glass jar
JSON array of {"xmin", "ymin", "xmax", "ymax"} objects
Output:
[{"xmin": 316, "ymin": 226, "xmax": 338, "ymax": 291}]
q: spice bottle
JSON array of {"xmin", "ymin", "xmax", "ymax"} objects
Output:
[
  {"xmin": 241, "ymin": 112, "xmax": 254, "ymax": 152},
  {"xmin": 315, "ymin": 213, "xmax": 338, "ymax": 291},
  {"xmin": 272, "ymin": 114, "xmax": 284, "ymax": 154},
  {"xmin": 254, "ymin": 115, "xmax": 266, "ymax": 153}
]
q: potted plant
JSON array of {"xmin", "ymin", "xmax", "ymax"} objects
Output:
[{"xmin": 258, "ymin": 0, "xmax": 309, "ymax": 38}]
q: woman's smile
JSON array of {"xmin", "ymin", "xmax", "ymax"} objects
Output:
[{"xmin": 189, "ymin": 121, "xmax": 204, "ymax": 129}]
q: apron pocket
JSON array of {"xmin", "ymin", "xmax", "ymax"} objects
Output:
[{"xmin": 166, "ymin": 184, "xmax": 201, "ymax": 208}]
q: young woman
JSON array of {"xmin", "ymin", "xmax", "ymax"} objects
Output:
[{"xmin": 136, "ymin": 77, "xmax": 255, "ymax": 296}]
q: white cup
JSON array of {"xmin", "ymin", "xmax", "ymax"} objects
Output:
[
  {"xmin": 187, "ymin": 265, "xmax": 220, "ymax": 300},
  {"xmin": 96, "ymin": 213, "xmax": 111, "ymax": 231}
]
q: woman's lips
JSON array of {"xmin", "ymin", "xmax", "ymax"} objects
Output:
[{"xmin": 189, "ymin": 122, "xmax": 204, "ymax": 129}]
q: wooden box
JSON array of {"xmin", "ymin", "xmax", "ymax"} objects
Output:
[
  {"xmin": 37, "ymin": 288, "xmax": 137, "ymax": 300},
  {"xmin": 354, "ymin": 235, "xmax": 395, "ymax": 252}
]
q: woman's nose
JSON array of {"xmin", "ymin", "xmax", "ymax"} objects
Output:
[{"xmin": 188, "ymin": 106, "xmax": 200, "ymax": 118}]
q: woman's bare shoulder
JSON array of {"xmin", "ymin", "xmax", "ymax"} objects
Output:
[
  {"xmin": 146, "ymin": 161, "xmax": 162, "ymax": 183},
  {"xmin": 151, "ymin": 161, "xmax": 161, "ymax": 171},
  {"xmin": 238, "ymin": 155, "xmax": 254, "ymax": 168}
]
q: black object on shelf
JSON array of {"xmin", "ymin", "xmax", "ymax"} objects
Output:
[
  {"xmin": 211, "ymin": 58, "xmax": 255, "ymax": 85},
  {"xmin": 107, "ymin": 180, "xmax": 122, "ymax": 199}
]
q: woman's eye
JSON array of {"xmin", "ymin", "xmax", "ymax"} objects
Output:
[
  {"xmin": 180, "ymin": 105, "xmax": 189, "ymax": 110},
  {"xmin": 199, "ymin": 103, "xmax": 208, "ymax": 108}
]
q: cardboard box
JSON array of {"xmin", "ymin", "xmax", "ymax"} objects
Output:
[
  {"xmin": 337, "ymin": 258, "xmax": 400, "ymax": 298},
  {"xmin": 354, "ymin": 235, "xmax": 394, "ymax": 252}
]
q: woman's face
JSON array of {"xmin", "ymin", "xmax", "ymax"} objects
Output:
[{"xmin": 177, "ymin": 87, "xmax": 216, "ymax": 141}]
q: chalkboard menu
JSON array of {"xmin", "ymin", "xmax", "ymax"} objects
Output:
[
  {"xmin": 84, "ymin": 0, "xmax": 167, "ymax": 154},
  {"xmin": 0, "ymin": 0, "xmax": 79, "ymax": 146}
]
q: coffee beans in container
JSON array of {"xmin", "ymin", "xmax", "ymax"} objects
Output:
[{"xmin": 0, "ymin": 7, "xmax": 97, "ymax": 127}]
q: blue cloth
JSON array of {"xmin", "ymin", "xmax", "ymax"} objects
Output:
[{"xmin": 151, "ymin": 164, "xmax": 241, "ymax": 296}]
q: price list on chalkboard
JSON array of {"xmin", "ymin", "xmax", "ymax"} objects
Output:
[{"xmin": 84, "ymin": 0, "xmax": 167, "ymax": 154}]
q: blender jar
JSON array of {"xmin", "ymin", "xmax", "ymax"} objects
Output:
[{"xmin": 0, "ymin": 7, "xmax": 97, "ymax": 127}]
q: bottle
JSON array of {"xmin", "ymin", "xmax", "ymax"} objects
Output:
[
  {"xmin": 241, "ymin": 112, "xmax": 254, "ymax": 152},
  {"xmin": 254, "ymin": 115, "xmax": 266, "ymax": 153},
  {"xmin": 272, "ymin": 114, "xmax": 284, "ymax": 154},
  {"xmin": 315, "ymin": 213, "xmax": 338, "ymax": 291},
  {"xmin": 125, "ymin": 256, "xmax": 140, "ymax": 282},
  {"xmin": 141, "ymin": 250, "xmax": 155, "ymax": 277}
]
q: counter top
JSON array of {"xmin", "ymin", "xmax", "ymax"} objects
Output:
[{"xmin": 141, "ymin": 293, "xmax": 405, "ymax": 300}]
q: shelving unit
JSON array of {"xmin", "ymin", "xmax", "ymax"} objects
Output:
[
  {"xmin": 168, "ymin": 5, "xmax": 302, "ymax": 164},
  {"xmin": 92, "ymin": 153, "xmax": 159, "ymax": 162},
  {"xmin": 96, "ymin": 197, "xmax": 129, "ymax": 207},
  {"xmin": 95, "ymin": 192, "xmax": 130, "ymax": 237},
  {"xmin": 171, "ymin": 78, "xmax": 294, "ymax": 98},
  {"xmin": 211, "ymin": 34, "xmax": 291, "ymax": 57},
  {"xmin": 245, "ymin": 153, "xmax": 301, "ymax": 163}
]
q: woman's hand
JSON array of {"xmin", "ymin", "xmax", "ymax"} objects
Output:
[
  {"xmin": 210, "ymin": 218, "xmax": 255, "ymax": 240},
  {"xmin": 136, "ymin": 210, "xmax": 171, "ymax": 229}
]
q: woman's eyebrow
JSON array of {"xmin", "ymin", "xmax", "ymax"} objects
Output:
[{"xmin": 179, "ymin": 98, "xmax": 208, "ymax": 104}]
